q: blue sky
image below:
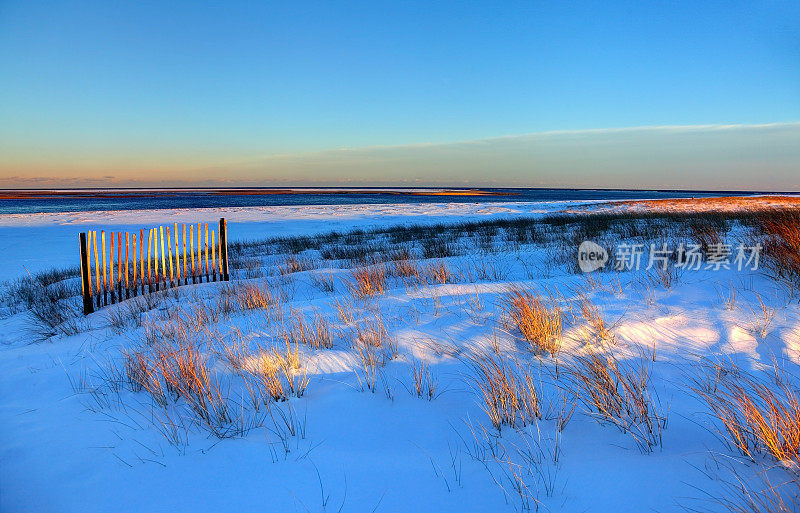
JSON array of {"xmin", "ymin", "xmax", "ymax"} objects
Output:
[{"xmin": 0, "ymin": 1, "xmax": 798, "ymax": 188}]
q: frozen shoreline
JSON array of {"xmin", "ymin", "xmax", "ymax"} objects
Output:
[
  {"xmin": 0, "ymin": 200, "xmax": 592, "ymax": 282},
  {"xmin": 0, "ymin": 199, "xmax": 596, "ymax": 227},
  {"xmin": 4, "ymin": 194, "xmax": 798, "ymax": 283}
]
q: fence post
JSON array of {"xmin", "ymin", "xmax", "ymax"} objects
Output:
[
  {"xmin": 125, "ymin": 232, "xmax": 130, "ymax": 299},
  {"xmin": 219, "ymin": 218, "xmax": 229, "ymax": 281},
  {"xmin": 79, "ymin": 233, "xmax": 94, "ymax": 315},
  {"xmin": 92, "ymin": 231, "xmax": 101, "ymax": 308},
  {"xmin": 197, "ymin": 223, "xmax": 202, "ymax": 283},
  {"xmin": 204, "ymin": 222, "xmax": 209, "ymax": 283},
  {"xmin": 117, "ymin": 232, "xmax": 123, "ymax": 301},
  {"xmin": 140, "ymin": 229, "xmax": 146, "ymax": 295},
  {"xmin": 183, "ymin": 223, "xmax": 188, "ymax": 286},
  {"xmin": 109, "ymin": 232, "xmax": 115, "ymax": 304},
  {"xmin": 102, "ymin": 231, "xmax": 108, "ymax": 306},
  {"xmin": 190, "ymin": 224, "xmax": 196, "ymax": 284}
]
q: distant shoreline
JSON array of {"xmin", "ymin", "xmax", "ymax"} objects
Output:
[
  {"xmin": 0, "ymin": 188, "xmax": 516, "ymax": 200},
  {"xmin": 2, "ymin": 187, "xmax": 796, "ymax": 216},
  {"xmin": 577, "ymin": 194, "xmax": 800, "ymax": 213}
]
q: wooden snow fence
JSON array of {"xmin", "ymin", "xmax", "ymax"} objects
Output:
[{"xmin": 79, "ymin": 218, "xmax": 229, "ymax": 314}]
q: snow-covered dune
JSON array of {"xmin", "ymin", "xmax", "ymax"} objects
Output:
[{"xmin": 1, "ymin": 199, "xmax": 798, "ymax": 512}]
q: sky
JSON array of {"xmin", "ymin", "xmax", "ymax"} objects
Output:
[{"xmin": 0, "ymin": 0, "xmax": 798, "ymax": 190}]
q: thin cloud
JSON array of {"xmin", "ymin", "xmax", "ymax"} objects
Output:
[{"xmin": 2, "ymin": 122, "xmax": 798, "ymax": 190}]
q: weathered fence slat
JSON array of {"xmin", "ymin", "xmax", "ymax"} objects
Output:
[
  {"xmin": 117, "ymin": 232, "xmax": 122, "ymax": 302},
  {"xmin": 183, "ymin": 223, "xmax": 188, "ymax": 285},
  {"xmin": 174, "ymin": 223, "xmax": 181, "ymax": 286},
  {"xmin": 125, "ymin": 233, "xmax": 130, "ymax": 299},
  {"xmin": 211, "ymin": 229, "xmax": 217, "ymax": 282},
  {"xmin": 220, "ymin": 217, "xmax": 229, "ymax": 281},
  {"xmin": 110, "ymin": 231, "xmax": 116, "ymax": 304},
  {"xmin": 92, "ymin": 232, "xmax": 100, "ymax": 307},
  {"xmin": 204, "ymin": 222, "xmax": 209, "ymax": 283},
  {"xmin": 147, "ymin": 228, "xmax": 153, "ymax": 293},
  {"xmin": 79, "ymin": 233, "xmax": 94, "ymax": 315},
  {"xmin": 101, "ymin": 231, "xmax": 107, "ymax": 305},
  {"xmin": 190, "ymin": 224, "xmax": 196, "ymax": 284},
  {"xmin": 85, "ymin": 232, "xmax": 93, "ymax": 309},
  {"xmin": 197, "ymin": 222, "xmax": 202, "ymax": 283},
  {"xmin": 159, "ymin": 226, "xmax": 166, "ymax": 290},
  {"xmin": 167, "ymin": 226, "xmax": 174, "ymax": 287},
  {"xmin": 133, "ymin": 232, "xmax": 138, "ymax": 297}
]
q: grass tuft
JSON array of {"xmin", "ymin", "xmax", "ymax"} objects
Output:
[
  {"xmin": 467, "ymin": 353, "xmax": 541, "ymax": 430},
  {"xmin": 350, "ymin": 265, "xmax": 387, "ymax": 298},
  {"xmin": 507, "ymin": 290, "xmax": 562, "ymax": 356},
  {"xmin": 758, "ymin": 211, "xmax": 800, "ymax": 285},
  {"xmin": 694, "ymin": 360, "xmax": 800, "ymax": 465},
  {"xmin": 566, "ymin": 350, "xmax": 664, "ymax": 452}
]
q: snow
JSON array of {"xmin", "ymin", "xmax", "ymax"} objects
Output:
[
  {"xmin": 0, "ymin": 201, "xmax": 584, "ymax": 282},
  {"xmin": 1, "ymin": 200, "xmax": 798, "ymax": 512}
]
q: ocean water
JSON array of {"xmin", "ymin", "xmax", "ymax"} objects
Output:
[{"xmin": 0, "ymin": 188, "xmax": 763, "ymax": 215}]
